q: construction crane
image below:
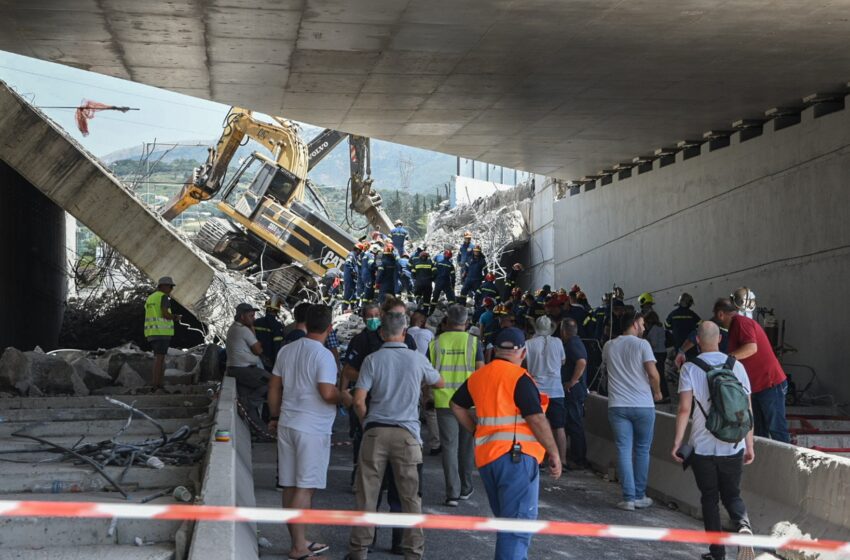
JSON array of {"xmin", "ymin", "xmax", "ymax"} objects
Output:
[{"xmin": 159, "ymin": 107, "xmax": 394, "ymax": 300}]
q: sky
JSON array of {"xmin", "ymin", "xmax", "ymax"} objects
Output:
[{"xmin": 0, "ymin": 50, "xmax": 229, "ymax": 157}]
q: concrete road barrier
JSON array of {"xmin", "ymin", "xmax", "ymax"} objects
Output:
[{"xmin": 584, "ymin": 394, "xmax": 850, "ymax": 545}]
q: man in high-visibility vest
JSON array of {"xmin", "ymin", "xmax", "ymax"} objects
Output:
[
  {"xmin": 428, "ymin": 304, "xmax": 483, "ymax": 507},
  {"xmin": 144, "ymin": 276, "xmax": 181, "ymax": 389},
  {"xmin": 450, "ymin": 327, "xmax": 561, "ymax": 560}
]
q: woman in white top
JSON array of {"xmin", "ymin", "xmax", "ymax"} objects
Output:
[{"xmin": 525, "ymin": 316, "xmax": 567, "ymax": 462}]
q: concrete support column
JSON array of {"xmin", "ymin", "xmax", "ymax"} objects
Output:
[{"xmin": 0, "ymin": 160, "xmax": 66, "ymax": 350}]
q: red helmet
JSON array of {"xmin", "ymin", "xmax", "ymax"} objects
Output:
[
  {"xmin": 482, "ymin": 296, "xmax": 495, "ymax": 307},
  {"xmin": 485, "ymin": 273, "xmax": 495, "ymax": 282},
  {"xmin": 511, "ymin": 287, "xmax": 522, "ymax": 297},
  {"xmin": 444, "ymin": 249, "xmax": 453, "ymax": 258}
]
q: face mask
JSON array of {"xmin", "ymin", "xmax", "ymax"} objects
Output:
[{"xmin": 365, "ymin": 318, "xmax": 381, "ymax": 331}]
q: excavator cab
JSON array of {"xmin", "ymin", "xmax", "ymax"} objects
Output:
[{"xmin": 220, "ymin": 153, "xmax": 300, "ymax": 219}]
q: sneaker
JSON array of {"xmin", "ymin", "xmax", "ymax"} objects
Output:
[
  {"xmin": 429, "ymin": 446, "xmax": 442, "ymax": 456},
  {"xmin": 459, "ymin": 489, "xmax": 474, "ymax": 500},
  {"xmin": 736, "ymin": 526, "xmax": 756, "ymax": 560},
  {"xmin": 634, "ymin": 497, "xmax": 653, "ymax": 509},
  {"xmin": 616, "ymin": 501, "xmax": 635, "ymax": 511},
  {"xmin": 444, "ymin": 498, "xmax": 459, "ymax": 507}
]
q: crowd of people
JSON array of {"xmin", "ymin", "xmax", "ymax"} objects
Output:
[{"xmin": 140, "ymin": 260, "xmax": 789, "ymax": 560}]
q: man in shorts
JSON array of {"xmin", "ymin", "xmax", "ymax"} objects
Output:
[
  {"xmin": 143, "ymin": 276, "xmax": 181, "ymax": 389},
  {"xmin": 268, "ymin": 304, "xmax": 352, "ymax": 559}
]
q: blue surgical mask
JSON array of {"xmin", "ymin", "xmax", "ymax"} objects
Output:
[{"xmin": 365, "ymin": 318, "xmax": 382, "ymax": 331}]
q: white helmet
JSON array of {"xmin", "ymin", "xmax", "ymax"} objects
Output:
[{"xmin": 731, "ymin": 287, "xmax": 757, "ymax": 317}]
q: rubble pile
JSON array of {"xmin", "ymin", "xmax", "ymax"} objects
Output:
[
  {"xmin": 424, "ymin": 181, "xmax": 533, "ymax": 258},
  {"xmin": 0, "ymin": 343, "xmax": 220, "ymax": 397}
]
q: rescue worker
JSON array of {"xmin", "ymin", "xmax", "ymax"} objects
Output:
[
  {"xmin": 321, "ymin": 267, "xmax": 343, "ymax": 303},
  {"xmin": 589, "ymin": 294, "xmax": 612, "ymax": 341},
  {"xmin": 432, "ymin": 250, "xmax": 456, "ymax": 306},
  {"xmin": 253, "ymin": 297, "xmax": 285, "ymax": 370},
  {"xmin": 731, "ymin": 287, "xmax": 757, "ymax": 319},
  {"xmin": 478, "ymin": 297, "xmax": 498, "ymax": 344},
  {"xmin": 638, "ymin": 292, "xmax": 655, "ymax": 315},
  {"xmin": 398, "ymin": 252, "xmax": 413, "ymax": 296},
  {"xmin": 450, "ymin": 327, "xmax": 561, "ymax": 559},
  {"xmin": 389, "ymin": 219, "xmax": 409, "ymax": 256},
  {"xmin": 358, "ymin": 245, "xmax": 379, "ymax": 304},
  {"xmin": 413, "ymin": 250, "xmax": 435, "ymax": 312},
  {"xmin": 429, "ymin": 305, "xmax": 484, "ymax": 507},
  {"xmin": 342, "ymin": 243, "xmax": 363, "ymax": 312},
  {"xmin": 666, "ymin": 292, "xmax": 701, "ymax": 352},
  {"xmin": 144, "ymin": 276, "xmax": 181, "ymax": 390},
  {"xmin": 460, "ymin": 246, "xmax": 486, "ymax": 303},
  {"xmin": 457, "ymin": 231, "xmax": 475, "ymax": 275},
  {"xmin": 375, "ymin": 243, "xmax": 399, "ymax": 303},
  {"xmin": 502, "ymin": 263, "xmax": 523, "ymax": 301},
  {"xmin": 479, "ymin": 272, "xmax": 500, "ymax": 306}
]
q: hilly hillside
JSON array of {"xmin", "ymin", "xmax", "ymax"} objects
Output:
[{"xmin": 100, "ymin": 125, "xmax": 457, "ymax": 196}]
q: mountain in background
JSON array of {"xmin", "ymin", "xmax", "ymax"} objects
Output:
[{"xmin": 100, "ymin": 125, "xmax": 457, "ymax": 195}]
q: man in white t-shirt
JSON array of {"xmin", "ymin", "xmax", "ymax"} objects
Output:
[
  {"xmin": 407, "ymin": 308, "xmax": 440, "ymax": 454},
  {"xmin": 225, "ymin": 302, "xmax": 269, "ymax": 431},
  {"xmin": 525, "ymin": 316, "xmax": 567, "ymax": 462},
  {"xmin": 268, "ymin": 304, "xmax": 352, "ymax": 560},
  {"xmin": 601, "ymin": 308, "xmax": 662, "ymax": 511},
  {"xmin": 672, "ymin": 321, "xmax": 756, "ymax": 560}
]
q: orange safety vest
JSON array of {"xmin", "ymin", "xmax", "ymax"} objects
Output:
[{"xmin": 466, "ymin": 360, "xmax": 549, "ymax": 468}]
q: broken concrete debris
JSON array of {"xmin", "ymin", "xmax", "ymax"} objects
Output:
[{"xmin": 0, "ymin": 342, "xmax": 220, "ymax": 397}]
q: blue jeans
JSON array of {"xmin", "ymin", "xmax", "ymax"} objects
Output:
[
  {"xmin": 608, "ymin": 407, "xmax": 656, "ymax": 502},
  {"xmin": 751, "ymin": 380, "xmax": 791, "ymax": 443},
  {"xmin": 479, "ymin": 452, "xmax": 540, "ymax": 560}
]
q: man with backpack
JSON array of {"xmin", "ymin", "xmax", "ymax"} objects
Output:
[{"xmin": 671, "ymin": 320, "xmax": 756, "ymax": 560}]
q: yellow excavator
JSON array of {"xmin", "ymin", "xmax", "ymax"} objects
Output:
[{"xmin": 160, "ymin": 107, "xmax": 394, "ymax": 299}]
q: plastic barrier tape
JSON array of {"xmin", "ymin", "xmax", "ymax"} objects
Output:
[{"xmin": 0, "ymin": 500, "xmax": 848, "ymax": 553}]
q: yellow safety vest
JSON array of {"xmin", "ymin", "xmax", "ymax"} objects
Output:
[
  {"xmin": 144, "ymin": 291, "xmax": 174, "ymax": 338},
  {"xmin": 430, "ymin": 331, "xmax": 478, "ymax": 408}
]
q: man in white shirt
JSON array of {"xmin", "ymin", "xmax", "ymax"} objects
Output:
[
  {"xmin": 525, "ymin": 316, "xmax": 567, "ymax": 463},
  {"xmin": 225, "ymin": 302, "xmax": 268, "ymax": 431},
  {"xmin": 407, "ymin": 308, "xmax": 440, "ymax": 455},
  {"xmin": 601, "ymin": 308, "xmax": 662, "ymax": 511},
  {"xmin": 267, "ymin": 304, "xmax": 353, "ymax": 560},
  {"xmin": 672, "ymin": 321, "xmax": 756, "ymax": 560}
]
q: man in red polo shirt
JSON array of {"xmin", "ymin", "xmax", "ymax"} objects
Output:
[{"xmin": 713, "ymin": 298, "xmax": 790, "ymax": 443}]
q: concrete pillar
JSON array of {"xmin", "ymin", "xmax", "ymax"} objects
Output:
[{"xmin": 0, "ymin": 160, "xmax": 66, "ymax": 350}]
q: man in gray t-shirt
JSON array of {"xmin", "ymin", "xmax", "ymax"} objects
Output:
[{"xmin": 350, "ymin": 312, "xmax": 443, "ymax": 559}]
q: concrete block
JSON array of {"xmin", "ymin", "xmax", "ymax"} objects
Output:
[
  {"xmin": 164, "ymin": 369, "xmax": 194, "ymax": 386},
  {"xmin": 0, "ymin": 347, "xmax": 88, "ymax": 396},
  {"xmin": 71, "ymin": 357, "xmax": 113, "ymax": 391},
  {"xmin": 116, "ymin": 363, "xmax": 146, "ymax": 388}
]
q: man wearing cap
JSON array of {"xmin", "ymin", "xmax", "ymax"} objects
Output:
[
  {"xmin": 428, "ymin": 304, "xmax": 484, "ymax": 507},
  {"xmin": 226, "ymin": 302, "xmax": 269, "ymax": 431},
  {"xmin": 144, "ymin": 276, "xmax": 181, "ymax": 389},
  {"xmin": 450, "ymin": 327, "xmax": 561, "ymax": 560}
]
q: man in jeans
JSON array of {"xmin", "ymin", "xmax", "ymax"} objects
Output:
[
  {"xmin": 348, "ymin": 311, "xmax": 444, "ymax": 559},
  {"xmin": 560, "ymin": 318, "xmax": 589, "ymax": 469},
  {"xmin": 672, "ymin": 321, "xmax": 756, "ymax": 560},
  {"xmin": 602, "ymin": 308, "xmax": 663, "ymax": 511},
  {"xmin": 429, "ymin": 304, "xmax": 483, "ymax": 506},
  {"xmin": 713, "ymin": 298, "xmax": 790, "ymax": 442}
]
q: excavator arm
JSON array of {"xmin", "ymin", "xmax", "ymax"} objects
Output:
[
  {"xmin": 347, "ymin": 135, "xmax": 394, "ymax": 234},
  {"xmin": 161, "ymin": 107, "xmax": 308, "ymax": 220}
]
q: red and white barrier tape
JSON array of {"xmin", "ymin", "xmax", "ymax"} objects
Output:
[{"xmin": 0, "ymin": 500, "xmax": 848, "ymax": 553}]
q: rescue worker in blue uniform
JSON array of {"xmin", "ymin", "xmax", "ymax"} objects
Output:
[
  {"xmin": 589, "ymin": 294, "xmax": 611, "ymax": 341},
  {"xmin": 477, "ymin": 297, "xmax": 498, "ymax": 342},
  {"xmin": 502, "ymin": 263, "xmax": 523, "ymax": 301},
  {"xmin": 358, "ymin": 246, "xmax": 378, "ymax": 304},
  {"xmin": 412, "ymin": 250, "xmax": 435, "ymax": 312},
  {"xmin": 389, "ymin": 219, "xmax": 409, "ymax": 256},
  {"xmin": 477, "ymin": 272, "xmax": 500, "ymax": 314},
  {"xmin": 253, "ymin": 297, "xmax": 285, "ymax": 370},
  {"xmin": 398, "ymin": 253, "xmax": 413, "ymax": 296},
  {"xmin": 460, "ymin": 245, "xmax": 486, "ymax": 302},
  {"xmin": 432, "ymin": 249, "xmax": 456, "ymax": 306},
  {"xmin": 342, "ymin": 243, "xmax": 363, "ymax": 311},
  {"xmin": 665, "ymin": 292, "xmax": 701, "ymax": 352},
  {"xmin": 375, "ymin": 244, "xmax": 399, "ymax": 303},
  {"xmin": 457, "ymin": 231, "xmax": 475, "ymax": 275}
]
